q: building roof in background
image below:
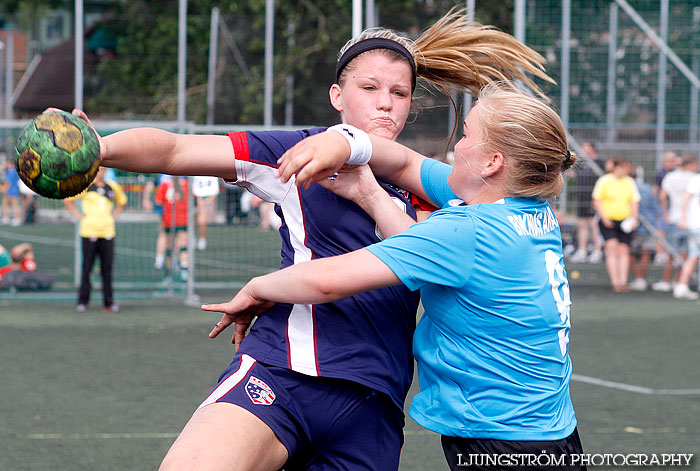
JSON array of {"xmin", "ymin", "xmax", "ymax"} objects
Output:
[{"xmin": 13, "ymin": 29, "xmax": 101, "ymax": 117}]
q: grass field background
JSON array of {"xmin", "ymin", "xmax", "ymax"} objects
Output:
[{"xmin": 1, "ymin": 286, "xmax": 699, "ymax": 470}]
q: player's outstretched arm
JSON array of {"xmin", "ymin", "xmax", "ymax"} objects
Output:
[
  {"xmin": 52, "ymin": 108, "xmax": 238, "ymax": 180},
  {"xmin": 101, "ymin": 127, "xmax": 237, "ymax": 179},
  {"xmin": 203, "ymin": 249, "xmax": 399, "ymax": 344},
  {"xmin": 277, "ymin": 130, "xmax": 432, "ymax": 204}
]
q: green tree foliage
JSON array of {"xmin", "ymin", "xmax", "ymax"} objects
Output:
[
  {"xmin": 1, "ymin": 0, "xmax": 67, "ymax": 17},
  {"xmin": 84, "ymin": 0, "xmax": 516, "ymax": 125},
  {"xmin": 3, "ymin": 0, "xmax": 516, "ymax": 126},
  {"xmin": 1, "ymin": 0, "xmax": 69, "ymax": 55}
]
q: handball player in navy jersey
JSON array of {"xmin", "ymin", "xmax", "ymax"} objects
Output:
[{"xmin": 59, "ymin": 10, "xmax": 552, "ymax": 471}]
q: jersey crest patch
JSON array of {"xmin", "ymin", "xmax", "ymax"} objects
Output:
[{"xmin": 245, "ymin": 376, "xmax": 276, "ymax": 405}]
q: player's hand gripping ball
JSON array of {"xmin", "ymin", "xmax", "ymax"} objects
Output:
[{"xmin": 14, "ymin": 110, "xmax": 100, "ymax": 199}]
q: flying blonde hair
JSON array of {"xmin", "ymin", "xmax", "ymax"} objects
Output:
[{"xmin": 337, "ymin": 8, "xmax": 554, "ymax": 98}]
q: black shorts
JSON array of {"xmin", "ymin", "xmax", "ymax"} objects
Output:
[
  {"xmin": 441, "ymin": 428, "xmax": 586, "ymax": 471},
  {"xmin": 598, "ymin": 219, "xmax": 633, "ymax": 245},
  {"xmin": 163, "ymin": 225, "xmax": 187, "ymax": 234}
]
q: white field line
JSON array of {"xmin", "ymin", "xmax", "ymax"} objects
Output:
[{"xmin": 572, "ymin": 374, "xmax": 700, "ymax": 395}]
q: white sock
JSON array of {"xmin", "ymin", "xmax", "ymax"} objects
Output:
[{"xmin": 154, "ymin": 254, "xmax": 165, "ymax": 268}]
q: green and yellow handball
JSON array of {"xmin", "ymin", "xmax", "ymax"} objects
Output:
[{"xmin": 14, "ymin": 110, "xmax": 101, "ymax": 199}]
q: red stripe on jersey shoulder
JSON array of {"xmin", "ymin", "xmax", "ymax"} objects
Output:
[
  {"xmin": 226, "ymin": 131, "xmax": 281, "ymax": 171},
  {"xmin": 411, "ymin": 194, "xmax": 438, "ymax": 212},
  {"xmin": 227, "ymin": 131, "xmax": 250, "ymax": 161}
]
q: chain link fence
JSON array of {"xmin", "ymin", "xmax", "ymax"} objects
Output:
[{"xmin": 1, "ymin": 0, "xmax": 699, "ymax": 300}]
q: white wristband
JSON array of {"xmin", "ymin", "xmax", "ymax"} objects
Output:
[{"xmin": 327, "ymin": 124, "xmax": 372, "ymax": 166}]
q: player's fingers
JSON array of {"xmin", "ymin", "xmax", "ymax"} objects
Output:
[
  {"xmin": 201, "ymin": 302, "xmax": 230, "ymax": 313},
  {"xmin": 203, "ymin": 302, "xmax": 234, "ymax": 335},
  {"xmin": 277, "ymin": 139, "xmax": 305, "ymax": 167},
  {"xmin": 276, "ymin": 148, "xmax": 296, "ymax": 181},
  {"xmin": 71, "ymin": 109, "xmax": 97, "ymax": 130},
  {"xmin": 208, "ymin": 315, "xmax": 234, "ymax": 338},
  {"xmin": 277, "ymin": 148, "xmax": 312, "ymax": 183},
  {"xmin": 296, "ymin": 163, "xmax": 336, "ymax": 189},
  {"xmin": 232, "ymin": 322, "xmax": 249, "ymax": 347}
]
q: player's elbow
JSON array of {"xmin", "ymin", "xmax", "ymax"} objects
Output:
[
  {"xmin": 314, "ymin": 274, "xmax": 340, "ymax": 299},
  {"xmin": 311, "ymin": 268, "xmax": 348, "ymax": 301}
]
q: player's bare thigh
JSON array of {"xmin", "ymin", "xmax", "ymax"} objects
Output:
[{"xmin": 160, "ymin": 402, "xmax": 288, "ymax": 471}]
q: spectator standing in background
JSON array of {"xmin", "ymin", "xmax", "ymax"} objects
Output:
[
  {"xmin": 653, "ymin": 155, "xmax": 699, "ymax": 292},
  {"xmin": 654, "ymin": 150, "xmax": 681, "ymax": 197},
  {"xmin": 223, "ymin": 184, "xmax": 246, "ymax": 225},
  {"xmin": 18, "ymin": 179, "xmax": 36, "ymax": 224},
  {"xmin": 592, "ymin": 158, "xmax": 640, "ymax": 292},
  {"xmin": 192, "ymin": 176, "xmax": 220, "ymax": 250},
  {"xmin": 2, "ymin": 160, "xmax": 23, "ymax": 226},
  {"xmin": 673, "ymin": 164, "xmax": 700, "ymax": 300},
  {"xmin": 652, "ymin": 151, "xmax": 680, "ymax": 265},
  {"xmin": 155, "ymin": 176, "xmax": 189, "ymax": 281},
  {"xmin": 64, "ymin": 167, "xmax": 127, "ymax": 312},
  {"xmin": 628, "ymin": 167, "xmax": 664, "ymax": 291},
  {"xmin": 569, "ymin": 142, "xmax": 603, "ymax": 263},
  {"xmin": 143, "ymin": 174, "xmax": 170, "ymax": 270}
]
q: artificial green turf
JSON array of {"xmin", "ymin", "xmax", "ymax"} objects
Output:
[{"xmin": 1, "ymin": 287, "xmax": 698, "ymax": 470}]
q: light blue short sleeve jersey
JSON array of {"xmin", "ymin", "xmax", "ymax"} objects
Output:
[
  {"xmin": 366, "ymin": 159, "xmax": 577, "ymax": 440},
  {"xmin": 420, "ymin": 158, "xmax": 456, "ymax": 207}
]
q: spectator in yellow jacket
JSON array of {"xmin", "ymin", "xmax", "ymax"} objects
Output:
[{"xmin": 64, "ymin": 167, "xmax": 127, "ymax": 312}]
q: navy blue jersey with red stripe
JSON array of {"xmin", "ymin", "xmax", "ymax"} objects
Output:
[{"xmin": 226, "ymin": 128, "xmax": 420, "ymax": 412}]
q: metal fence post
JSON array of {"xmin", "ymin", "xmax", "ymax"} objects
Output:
[
  {"xmin": 559, "ymin": 0, "xmax": 571, "ymax": 214},
  {"xmin": 606, "ymin": 3, "xmax": 618, "ymax": 145},
  {"xmin": 186, "ymin": 175, "xmax": 198, "ymax": 305},
  {"xmin": 655, "ymin": 0, "xmax": 670, "ymax": 167},
  {"xmin": 206, "ymin": 7, "xmax": 220, "ymax": 126}
]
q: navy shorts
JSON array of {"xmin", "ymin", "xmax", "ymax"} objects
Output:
[{"xmin": 198, "ymin": 354, "xmax": 405, "ymax": 471}]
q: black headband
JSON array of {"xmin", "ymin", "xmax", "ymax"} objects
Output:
[{"xmin": 335, "ymin": 38, "xmax": 417, "ymax": 92}]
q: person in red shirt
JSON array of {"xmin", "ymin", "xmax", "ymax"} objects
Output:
[{"xmin": 154, "ymin": 176, "xmax": 189, "ymax": 281}]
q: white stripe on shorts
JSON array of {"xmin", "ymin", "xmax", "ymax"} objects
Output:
[{"xmin": 196, "ymin": 354, "xmax": 257, "ymax": 411}]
